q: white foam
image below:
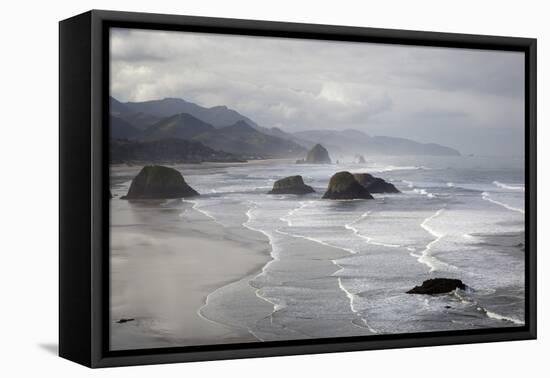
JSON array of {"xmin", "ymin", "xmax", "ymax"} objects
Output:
[
  {"xmin": 413, "ymin": 188, "xmax": 436, "ymax": 198},
  {"xmin": 415, "ymin": 208, "xmax": 457, "ymax": 272},
  {"xmin": 337, "ymin": 278, "xmax": 359, "ymax": 313},
  {"xmin": 337, "ymin": 278, "xmax": 378, "ymax": 333},
  {"xmin": 182, "ymin": 199, "xmax": 225, "ymax": 226},
  {"xmin": 402, "ymin": 180, "xmax": 414, "ymax": 188},
  {"xmin": 344, "ymin": 212, "xmax": 401, "ymax": 248},
  {"xmin": 279, "ymin": 201, "xmax": 310, "ymax": 227},
  {"xmin": 243, "ymin": 202, "xmax": 284, "ymax": 318},
  {"xmin": 277, "ymin": 202, "xmax": 357, "ymax": 256},
  {"xmin": 452, "ymin": 288, "xmax": 525, "ymax": 325},
  {"xmin": 274, "ymin": 225, "xmax": 373, "ymax": 332},
  {"xmin": 493, "ymin": 181, "xmax": 525, "ymax": 192},
  {"xmin": 276, "ymin": 229, "xmax": 357, "ymax": 255},
  {"xmin": 243, "ymin": 204, "xmax": 280, "ymax": 261},
  {"xmin": 403, "ymin": 180, "xmax": 436, "ymax": 199},
  {"xmin": 485, "ymin": 310, "xmax": 525, "ymax": 325},
  {"xmin": 197, "ymin": 274, "xmax": 273, "ymax": 342},
  {"xmin": 481, "ymin": 192, "xmax": 525, "ymax": 214},
  {"xmin": 374, "ymin": 165, "xmax": 430, "ymax": 173}
]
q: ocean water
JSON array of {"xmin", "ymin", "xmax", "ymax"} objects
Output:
[{"xmin": 112, "ymin": 154, "xmax": 526, "ymax": 341}]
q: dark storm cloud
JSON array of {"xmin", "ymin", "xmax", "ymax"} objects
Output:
[{"xmin": 110, "ymin": 28, "xmax": 524, "ymax": 154}]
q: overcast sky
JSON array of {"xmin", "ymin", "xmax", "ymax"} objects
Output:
[{"xmin": 110, "ymin": 28, "xmax": 525, "ymax": 155}]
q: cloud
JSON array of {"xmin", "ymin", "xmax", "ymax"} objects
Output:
[{"xmin": 110, "ymin": 28, "xmax": 525, "ymax": 154}]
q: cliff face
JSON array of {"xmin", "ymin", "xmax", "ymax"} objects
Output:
[
  {"xmin": 322, "ymin": 171, "xmax": 373, "ymax": 200},
  {"xmin": 269, "ymin": 175, "xmax": 315, "ymax": 195},
  {"xmin": 122, "ymin": 166, "xmax": 199, "ymax": 199}
]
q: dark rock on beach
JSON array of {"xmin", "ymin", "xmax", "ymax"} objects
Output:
[
  {"xmin": 303, "ymin": 143, "xmax": 331, "ymax": 164},
  {"xmin": 353, "ymin": 173, "xmax": 400, "ymax": 194},
  {"xmin": 407, "ymin": 278, "xmax": 466, "ymax": 295},
  {"xmin": 269, "ymin": 175, "xmax": 315, "ymax": 195},
  {"xmin": 322, "ymin": 171, "xmax": 374, "ymax": 200},
  {"xmin": 116, "ymin": 318, "xmax": 135, "ymax": 324},
  {"xmin": 122, "ymin": 165, "xmax": 199, "ymax": 199}
]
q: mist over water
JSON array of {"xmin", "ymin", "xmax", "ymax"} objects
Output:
[
  {"xmin": 190, "ymin": 155, "xmax": 525, "ymax": 338},
  {"xmin": 112, "ymin": 154, "xmax": 525, "ymax": 344}
]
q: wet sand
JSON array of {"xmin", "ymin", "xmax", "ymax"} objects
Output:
[{"xmin": 110, "ymin": 194, "xmax": 271, "ymax": 350}]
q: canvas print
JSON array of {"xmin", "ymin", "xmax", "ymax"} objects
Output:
[{"xmin": 108, "ymin": 28, "xmax": 525, "ymax": 351}]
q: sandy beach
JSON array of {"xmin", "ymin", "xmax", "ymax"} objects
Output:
[
  {"xmin": 110, "ymin": 155, "xmax": 525, "ymax": 349},
  {"xmin": 110, "ymin": 193, "xmax": 271, "ymax": 350}
]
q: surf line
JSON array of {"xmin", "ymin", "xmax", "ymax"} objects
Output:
[
  {"xmin": 344, "ymin": 211, "xmax": 401, "ymax": 249},
  {"xmin": 279, "ymin": 200, "xmax": 311, "ymax": 227},
  {"xmin": 242, "ymin": 201, "xmax": 280, "ymax": 297},
  {"xmin": 181, "ymin": 198, "xmax": 226, "ymax": 226},
  {"xmin": 197, "ymin": 277, "xmax": 267, "ymax": 342},
  {"xmin": 198, "ymin": 201, "xmax": 308, "ymax": 342},
  {"xmin": 481, "ymin": 192, "xmax": 524, "ymax": 214},
  {"xmin": 452, "ymin": 290, "xmax": 524, "ymax": 326},
  {"xmin": 276, "ymin": 227, "xmax": 376, "ymax": 334},
  {"xmin": 412, "ymin": 208, "xmax": 457, "ymax": 273},
  {"xmin": 241, "ymin": 201, "xmax": 304, "ymax": 335},
  {"xmin": 278, "ymin": 202, "xmax": 357, "ymax": 255},
  {"xmin": 337, "ymin": 278, "xmax": 378, "ymax": 333},
  {"xmin": 493, "ymin": 181, "xmax": 525, "ymax": 192},
  {"xmin": 195, "ymin": 200, "xmax": 278, "ymax": 342},
  {"xmin": 403, "ymin": 180, "xmax": 435, "ymax": 199},
  {"xmin": 277, "ymin": 203, "xmax": 376, "ymax": 334}
]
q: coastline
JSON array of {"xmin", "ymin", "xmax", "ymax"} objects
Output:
[
  {"xmin": 109, "ymin": 158, "xmax": 296, "ymax": 174},
  {"xmin": 110, "ymin": 194, "xmax": 272, "ymax": 350},
  {"xmin": 109, "ymin": 156, "xmax": 526, "ymax": 348}
]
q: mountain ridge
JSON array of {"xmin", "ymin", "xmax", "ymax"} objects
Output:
[
  {"xmin": 294, "ymin": 129, "xmax": 460, "ymax": 156},
  {"xmin": 119, "ymin": 97, "xmax": 260, "ymax": 129},
  {"xmin": 110, "ymin": 96, "xmax": 461, "ymax": 157},
  {"xmin": 140, "ymin": 113, "xmax": 215, "ymax": 141},
  {"xmin": 110, "ymin": 138, "xmax": 243, "ymax": 164}
]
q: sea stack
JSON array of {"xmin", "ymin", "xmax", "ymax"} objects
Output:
[
  {"xmin": 407, "ymin": 278, "xmax": 466, "ymax": 295},
  {"xmin": 305, "ymin": 144, "xmax": 331, "ymax": 164},
  {"xmin": 122, "ymin": 165, "xmax": 199, "ymax": 199},
  {"xmin": 268, "ymin": 175, "xmax": 315, "ymax": 195},
  {"xmin": 322, "ymin": 171, "xmax": 373, "ymax": 200},
  {"xmin": 353, "ymin": 173, "xmax": 400, "ymax": 193},
  {"xmin": 354, "ymin": 154, "xmax": 366, "ymax": 164}
]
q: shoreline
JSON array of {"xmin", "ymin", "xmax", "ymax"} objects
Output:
[
  {"xmin": 109, "ymin": 158, "xmax": 296, "ymax": 172},
  {"xmin": 199, "ymin": 200, "xmax": 376, "ymax": 341},
  {"xmin": 109, "ymin": 156, "xmax": 526, "ymax": 347},
  {"xmin": 110, "ymin": 194, "xmax": 272, "ymax": 350}
]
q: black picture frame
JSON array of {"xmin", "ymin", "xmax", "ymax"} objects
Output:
[{"xmin": 59, "ymin": 9, "xmax": 537, "ymax": 368}]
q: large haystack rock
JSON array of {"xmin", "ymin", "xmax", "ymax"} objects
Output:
[
  {"xmin": 353, "ymin": 173, "xmax": 400, "ymax": 194},
  {"xmin": 268, "ymin": 175, "xmax": 315, "ymax": 195},
  {"xmin": 122, "ymin": 165, "xmax": 199, "ymax": 199},
  {"xmin": 305, "ymin": 144, "xmax": 331, "ymax": 164},
  {"xmin": 322, "ymin": 171, "xmax": 373, "ymax": 200}
]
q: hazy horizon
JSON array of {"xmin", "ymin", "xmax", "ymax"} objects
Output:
[{"xmin": 111, "ymin": 28, "xmax": 525, "ymax": 156}]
